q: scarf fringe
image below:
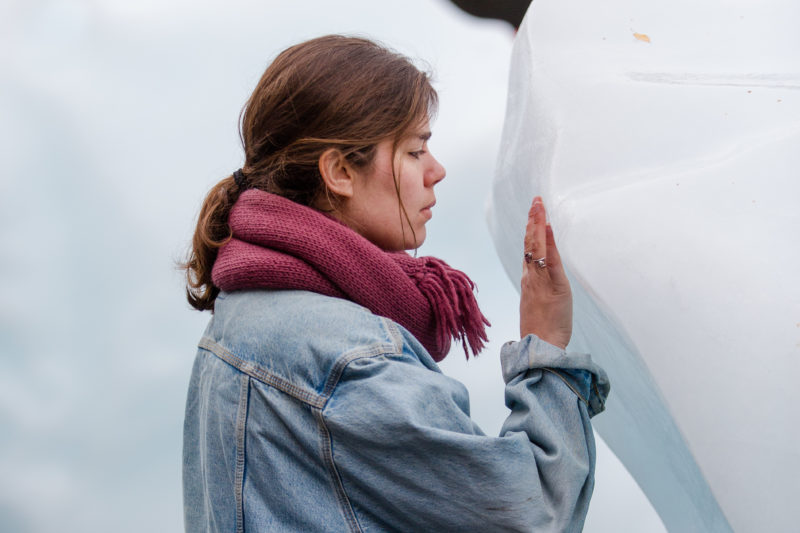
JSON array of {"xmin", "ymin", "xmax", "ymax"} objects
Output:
[{"xmin": 415, "ymin": 257, "xmax": 491, "ymax": 359}]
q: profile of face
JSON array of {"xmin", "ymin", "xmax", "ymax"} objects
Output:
[{"xmin": 320, "ymin": 123, "xmax": 446, "ymax": 251}]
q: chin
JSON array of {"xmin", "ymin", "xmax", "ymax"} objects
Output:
[
  {"xmin": 378, "ymin": 227, "xmax": 426, "ymax": 252},
  {"xmin": 404, "ymin": 227, "xmax": 426, "ymax": 250}
]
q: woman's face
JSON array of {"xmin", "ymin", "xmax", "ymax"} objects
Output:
[{"xmin": 342, "ymin": 124, "xmax": 446, "ymax": 251}]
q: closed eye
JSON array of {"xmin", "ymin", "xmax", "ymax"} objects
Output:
[{"xmin": 409, "ymin": 150, "xmax": 426, "ymax": 159}]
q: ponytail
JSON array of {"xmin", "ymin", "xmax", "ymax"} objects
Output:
[{"xmin": 183, "ymin": 176, "xmax": 240, "ymax": 311}]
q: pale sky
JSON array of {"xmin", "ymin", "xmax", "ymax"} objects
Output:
[{"xmin": 0, "ymin": 1, "xmax": 664, "ymax": 531}]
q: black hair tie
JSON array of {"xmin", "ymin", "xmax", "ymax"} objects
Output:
[{"xmin": 233, "ymin": 168, "xmax": 247, "ymax": 189}]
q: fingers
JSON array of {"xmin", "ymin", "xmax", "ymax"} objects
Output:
[
  {"xmin": 523, "ymin": 196, "xmax": 547, "ymax": 270},
  {"xmin": 519, "ymin": 196, "xmax": 574, "ymax": 347},
  {"xmin": 545, "ymin": 223, "xmax": 569, "ymax": 286}
]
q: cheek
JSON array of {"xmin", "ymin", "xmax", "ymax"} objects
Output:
[
  {"xmin": 402, "ymin": 175, "xmax": 426, "ymax": 208},
  {"xmin": 394, "ymin": 168, "xmax": 416, "ymax": 199}
]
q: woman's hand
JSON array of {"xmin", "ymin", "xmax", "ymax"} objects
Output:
[{"xmin": 519, "ymin": 196, "xmax": 573, "ymax": 349}]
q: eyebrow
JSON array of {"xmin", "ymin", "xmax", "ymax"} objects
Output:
[{"xmin": 418, "ymin": 131, "xmax": 432, "ymax": 141}]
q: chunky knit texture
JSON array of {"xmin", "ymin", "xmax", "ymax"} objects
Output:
[{"xmin": 211, "ymin": 189, "xmax": 490, "ymax": 361}]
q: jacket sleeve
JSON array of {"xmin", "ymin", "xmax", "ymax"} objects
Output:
[{"xmin": 322, "ymin": 331, "xmax": 610, "ymax": 533}]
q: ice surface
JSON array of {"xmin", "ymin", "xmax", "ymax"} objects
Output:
[{"xmin": 488, "ymin": 1, "xmax": 800, "ymax": 531}]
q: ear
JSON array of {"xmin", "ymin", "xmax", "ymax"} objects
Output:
[{"xmin": 318, "ymin": 148, "xmax": 356, "ymax": 198}]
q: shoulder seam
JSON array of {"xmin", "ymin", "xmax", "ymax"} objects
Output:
[
  {"xmin": 198, "ymin": 336, "xmax": 326, "ymax": 408},
  {"xmin": 199, "ymin": 335, "xmax": 402, "ymax": 409},
  {"xmin": 381, "ymin": 317, "xmax": 406, "ymax": 354},
  {"xmin": 311, "ymin": 317, "xmax": 404, "ymax": 533},
  {"xmin": 319, "ymin": 338, "xmax": 400, "ymax": 402}
]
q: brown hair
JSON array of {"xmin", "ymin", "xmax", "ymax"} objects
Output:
[{"xmin": 183, "ymin": 35, "xmax": 438, "ymax": 311}]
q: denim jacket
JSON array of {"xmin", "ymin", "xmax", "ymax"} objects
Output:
[{"xmin": 183, "ymin": 290, "xmax": 609, "ymax": 532}]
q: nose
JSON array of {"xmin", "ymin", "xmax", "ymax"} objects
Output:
[{"xmin": 426, "ymin": 154, "xmax": 446, "ymax": 187}]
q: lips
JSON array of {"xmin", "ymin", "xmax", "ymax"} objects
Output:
[{"xmin": 421, "ymin": 200, "xmax": 435, "ymax": 220}]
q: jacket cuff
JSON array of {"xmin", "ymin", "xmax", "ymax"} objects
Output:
[{"xmin": 500, "ymin": 334, "xmax": 610, "ymax": 417}]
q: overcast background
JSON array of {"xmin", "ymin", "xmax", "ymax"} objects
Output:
[{"xmin": 0, "ymin": 1, "xmax": 665, "ymax": 531}]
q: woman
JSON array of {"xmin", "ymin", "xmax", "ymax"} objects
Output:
[{"xmin": 182, "ymin": 35, "xmax": 608, "ymax": 532}]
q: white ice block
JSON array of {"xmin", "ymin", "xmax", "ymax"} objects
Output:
[{"xmin": 488, "ymin": 1, "xmax": 800, "ymax": 531}]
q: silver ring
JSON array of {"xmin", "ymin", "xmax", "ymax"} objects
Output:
[{"xmin": 524, "ymin": 252, "xmax": 547, "ymax": 268}]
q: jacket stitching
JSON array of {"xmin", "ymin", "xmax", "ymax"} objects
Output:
[
  {"xmin": 542, "ymin": 368, "xmax": 590, "ymax": 407},
  {"xmin": 199, "ymin": 337, "xmax": 326, "ymax": 408},
  {"xmin": 316, "ymin": 339, "xmax": 412, "ymax": 533},
  {"xmin": 234, "ymin": 374, "xmax": 250, "ymax": 533},
  {"xmin": 315, "ymin": 322, "xmax": 406, "ymax": 533},
  {"xmin": 381, "ymin": 318, "xmax": 405, "ymax": 353},
  {"xmin": 314, "ymin": 407, "xmax": 363, "ymax": 533},
  {"xmin": 320, "ymin": 342, "xmax": 396, "ymax": 401},
  {"xmin": 591, "ymin": 380, "xmax": 605, "ymax": 416},
  {"xmin": 201, "ymin": 333, "xmax": 402, "ymax": 533}
]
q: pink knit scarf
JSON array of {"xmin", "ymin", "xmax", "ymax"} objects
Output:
[{"xmin": 211, "ymin": 189, "xmax": 489, "ymax": 361}]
